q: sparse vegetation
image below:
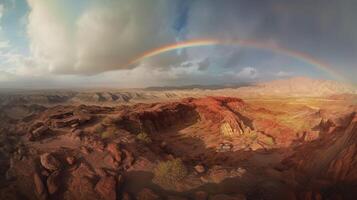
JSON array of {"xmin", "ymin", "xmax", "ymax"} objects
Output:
[
  {"xmin": 153, "ymin": 158, "xmax": 187, "ymax": 187},
  {"xmin": 244, "ymin": 129, "xmax": 258, "ymax": 141},
  {"xmin": 136, "ymin": 132, "xmax": 152, "ymax": 143},
  {"xmin": 261, "ymin": 136, "xmax": 275, "ymax": 146},
  {"xmin": 93, "ymin": 123, "xmax": 105, "ymax": 134},
  {"xmin": 101, "ymin": 127, "xmax": 117, "ymax": 139}
]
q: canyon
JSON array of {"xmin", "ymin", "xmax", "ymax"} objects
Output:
[{"xmin": 0, "ymin": 77, "xmax": 356, "ymax": 200}]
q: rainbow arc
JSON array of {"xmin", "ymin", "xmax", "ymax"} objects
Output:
[{"xmin": 129, "ymin": 39, "xmax": 343, "ymax": 80}]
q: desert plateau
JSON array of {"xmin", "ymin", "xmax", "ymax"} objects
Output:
[{"xmin": 0, "ymin": 77, "xmax": 356, "ymax": 200}]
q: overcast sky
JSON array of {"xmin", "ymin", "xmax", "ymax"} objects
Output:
[{"xmin": 0, "ymin": 0, "xmax": 356, "ymax": 88}]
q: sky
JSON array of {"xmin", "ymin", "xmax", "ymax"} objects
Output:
[{"xmin": 0, "ymin": 0, "xmax": 356, "ymax": 89}]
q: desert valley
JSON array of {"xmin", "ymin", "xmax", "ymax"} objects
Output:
[{"xmin": 0, "ymin": 77, "xmax": 356, "ymax": 200}]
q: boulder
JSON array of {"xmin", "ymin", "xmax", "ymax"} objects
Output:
[
  {"xmin": 208, "ymin": 166, "xmax": 229, "ymax": 183},
  {"xmin": 66, "ymin": 156, "xmax": 75, "ymax": 165},
  {"xmin": 28, "ymin": 124, "xmax": 50, "ymax": 141},
  {"xmin": 216, "ymin": 143, "xmax": 233, "ymax": 152},
  {"xmin": 107, "ymin": 143, "xmax": 122, "ymax": 162},
  {"xmin": 33, "ymin": 172, "xmax": 48, "ymax": 200},
  {"xmin": 40, "ymin": 153, "xmax": 61, "ymax": 171},
  {"xmin": 194, "ymin": 164, "xmax": 206, "ymax": 174}
]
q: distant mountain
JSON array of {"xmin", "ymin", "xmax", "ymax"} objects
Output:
[
  {"xmin": 236, "ymin": 77, "xmax": 357, "ymax": 97},
  {"xmin": 0, "ymin": 77, "xmax": 355, "ymax": 106},
  {"xmin": 144, "ymin": 83, "xmax": 252, "ymax": 91}
]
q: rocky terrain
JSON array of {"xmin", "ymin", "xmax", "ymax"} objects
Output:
[
  {"xmin": 0, "ymin": 77, "xmax": 356, "ymax": 200},
  {"xmin": 0, "ymin": 92, "xmax": 356, "ymax": 199}
]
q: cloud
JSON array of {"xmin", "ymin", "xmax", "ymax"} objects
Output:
[
  {"xmin": 0, "ymin": 4, "xmax": 4, "ymax": 20},
  {"xmin": 185, "ymin": 1, "xmax": 263, "ymax": 40},
  {"xmin": 1, "ymin": 0, "xmax": 356, "ymax": 88},
  {"xmin": 220, "ymin": 67, "xmax": 258, "ymax": 83},
  {"xmin": 276, "ymin": 70, "xmax": 293, "ymax": 77},
  {"xmin": 0, "ymin": 40, "xmax": 9, "ymax": 49},
  {"xmin": 26, "ymin": 0, "xmax": 182, "ymax": 75},
  {"xmin": 0, "ymin": 70, "xmax": 16, "ymax": 81},
  {"xmin": 236, "ymin": 67, "xmax": 258, "ymax": 79},
  {"xmin": 197, "ymin": 58, "xmax": 210, "ymax": 71}
]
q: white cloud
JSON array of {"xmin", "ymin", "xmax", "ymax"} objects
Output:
[
  {"xmin": 236, "ymin": 67, "xmax": 258, "ymax": 79},
  {"xmin": 276, "ymin": 70, "xmax": 293, "ymax": 77},
  {"xmin": 26, "ymin": 0, "xmax": 182, "ymax": 75},
  {"xmin": 0, "ymin": 70, "xmax": 16, "ymax": 81},
  {"xmin": 0, "ymin": 40, "xmax": 9, "ymax": 49}
]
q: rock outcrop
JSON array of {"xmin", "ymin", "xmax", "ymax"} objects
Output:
[{"xmin": 40, "ymin": 153, "xmax": 61, "ymax": 171}]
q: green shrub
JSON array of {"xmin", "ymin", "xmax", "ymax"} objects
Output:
[
  {"xmin": 101, "ymin": 131, "xmax": 112, "ymax": 139},
  {"xmin": 93, "ymin": 124, "xmax": 105, "ymax": 134},
  {"xmin": 153, "ymin": 159, "xmax": 187, "ymax": 187},
  {"xmin": 262, "ymin": 136, "xmax": 275, "ymax": 146},
  {"xmin": 136, "ymin": 132, "xmax": 152, "ymax": 143},
  {"xmin": 99, "ymin": 126, "xmax": 117, "ymax": 139}
]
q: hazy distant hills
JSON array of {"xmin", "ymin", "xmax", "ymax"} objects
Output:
[
  {"xmin": 0, "ymin": 77, "xmax": 356, "ymax": 105},
  {"xmin": 237, "ymin": 77, "xmax": 357, "ymax": 97},
  {"xmin": 144, "ymin": 83, "xmax": 253, "ymax": 91}
]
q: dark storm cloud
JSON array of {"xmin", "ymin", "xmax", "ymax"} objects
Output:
[{"xmin": 185, "ymin": 0, "xmax": 357, "ymax": 81}]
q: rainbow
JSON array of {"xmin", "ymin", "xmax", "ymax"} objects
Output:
[{"xmin": 129, "ymin": 39, "xmax": 343, "ymax": 80}]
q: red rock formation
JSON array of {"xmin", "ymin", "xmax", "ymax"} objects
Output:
[{"xmin": 280, "ymin": 112, "xmax": 357, "ymax": 197}]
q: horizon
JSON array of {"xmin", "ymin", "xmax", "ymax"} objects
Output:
[
  {"xmin": 0, "ymin": 76, "xmax": 355, "ymax": 92},
  {"xmin": 0, "ymin": 0, "xmax": 356, "ymax": 88}
]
